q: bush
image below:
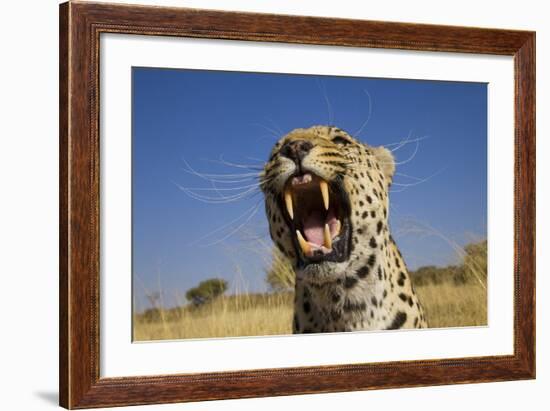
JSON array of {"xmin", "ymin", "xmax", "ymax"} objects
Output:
[
  {"xmin": 141, "ymin": 307, "xmax": 162, "ymax": 323},
  {"xmin": 410, "ymin": 240, "xmax": 487, "ymax": 287},
  {"xmin": 463, "ymin": 240, "xmax": 487, "ymax": 286},
  {"xmin": 265, "ymin": 247, "xmax": 295, "ymax": 291},
  {"xmin": 185, "ymin": 278, "xmax": 228, "ymax": 306}
]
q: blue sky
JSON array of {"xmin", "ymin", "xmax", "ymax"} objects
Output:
[{"xmin": 132, "ymin": 67, "xmax": 487, "ymax": 310}]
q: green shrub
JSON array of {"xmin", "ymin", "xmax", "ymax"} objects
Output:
[
  {"xmin": 185, "ymin": 278, "xmax": 228, "ymax": 306},
  {"xmin": 410, "ymin": 240, "xmax": 487, "ymax": 287}
]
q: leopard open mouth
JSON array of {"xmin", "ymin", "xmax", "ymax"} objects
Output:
[{"xmin": 279, "ymin": 172, "xmax": 352, "ymax": 267}]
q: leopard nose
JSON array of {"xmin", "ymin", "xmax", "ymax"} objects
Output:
[{"xmin": 280, "ymin": 140, "xmax": 313, "ymax": 163}]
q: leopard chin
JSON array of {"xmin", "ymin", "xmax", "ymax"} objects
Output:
[{"xmin": 296, "ymin": 260, "xmax": 346, "ymax": 285}]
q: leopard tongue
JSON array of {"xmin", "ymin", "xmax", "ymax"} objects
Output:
[{"xmin": 303, "ymin": 211, "xmax": 325, "ymax": 247}]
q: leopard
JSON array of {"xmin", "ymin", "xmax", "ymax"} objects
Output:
[{"xmin": 260, "ymin": 125, "xmax": 427, "ymax": 333}]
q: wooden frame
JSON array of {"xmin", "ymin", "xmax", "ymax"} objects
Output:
[{"xmin": 59, "ymin": 1, "xmax": 535, "ymax": 408}]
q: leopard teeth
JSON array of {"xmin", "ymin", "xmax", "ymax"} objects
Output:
[
  {"xmin": 284, "ymin": 189, "xmax": 294, "ymax": 220},
  {"xmin": 320, "ymin": 180, "xmax": 329, "ymax": 210},
  {"xmin": 335, "ymin": 220, "xmax": 341, "ymax": 236},
  {"xmin": 324, "ymin": 224, "xmax": 332, "ymax": 249},
  {"xmin": 296, "ymin": 230, "xmax": 311, "ymax": 255}
]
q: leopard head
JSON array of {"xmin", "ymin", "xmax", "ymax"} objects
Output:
[{"xmin": 261, "ymin": 125, "xmax": 395, "ymax": 283}]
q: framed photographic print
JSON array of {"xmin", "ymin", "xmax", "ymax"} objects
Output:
[{"xmin": 59, "ymin": 1, "xmax": 535, "ymax": 408}]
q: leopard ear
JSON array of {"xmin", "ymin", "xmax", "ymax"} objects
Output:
[{"xmin": 372, "ymin": 146, "xmax": 395, "ymax": 181}]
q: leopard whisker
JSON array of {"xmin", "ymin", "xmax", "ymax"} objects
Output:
[
  {"xmin": 250, "ymin": 122, "xmax": 282, "ymax": 139},
  {"xmin": 188, "ymin": 200, "xmax": 263, "ymax": 246},
  {"xmin": 177, "ymin": 184, "xmax": 262, "ymax": 192},
  {"xmin": 264, "ymin": 116, "xmax": 284, "ymax": 136},
  {"xmin": 182, "ymin": 173, "xmax": 261, "ymax": 184},
  {"xmin": 206, "ymin": 154, "xmax": 265, "ymax": 171},
  {"xmin": 392, "ymin": 139, "xmax": 420, "ymax": 166},
  {"xmin": 316, "ymin": 78, "xmax": 334, "ymax": 126},
  {"xmin": 198, "ymin": 200, "xmax": 263, "ymax": 246},
  {"xmin": 385, "ymin": 130, "xmax": 413, "ymax": 152},
  {"xmin": 353, "ymin": 89, "xmax": 373, "ymax": 137},
  {"xmin": 181, "ymin": 157, "xmax": 262, "ymax": 181},
  {"xmin": 387, "ymin": 134, "xmax": 430, "ymax": 152},
  {"xmin": 244, "ymin": 156, "xmax": 269, "ymax": 163},
  {"xmin": 394, "ymin": 172, "xmax": 426, "ymax": 181},
  {"xmin": 390, "ymin": 168, "xmax": 446, "ymax": 192},
  {"xmin": 174, "ymin": 183, "xmax": 260, "ymax": 204}
]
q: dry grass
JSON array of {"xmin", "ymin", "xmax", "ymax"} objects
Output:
[
  {"xmin": 415, "ymin": 282, "xmax": 487, "ymax": 328},
  {"xmin": 134, "ymin": 292, "xmax": 293, "ymax": 341},
  {"xmin": 134, "ymin": 281, "xmax": 486, "ymax": 341}
]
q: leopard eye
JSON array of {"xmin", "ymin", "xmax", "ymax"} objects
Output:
[{"xmin": 332, "ymin": 136, "xmax": 351, "ymax": 145}]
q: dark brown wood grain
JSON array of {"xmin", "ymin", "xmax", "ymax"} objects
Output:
[
  {"xmin": 59, "ymin": 1, "xmax": 536, "ymax": 409},
  {"xmin": 59, "ymin": 2, "xmax": 69, "ymax": 407}
]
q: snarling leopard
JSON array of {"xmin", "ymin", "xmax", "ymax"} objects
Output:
[{"xmin": 260, "ymin": 125, "xmax": 427, "ymax": 333}]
